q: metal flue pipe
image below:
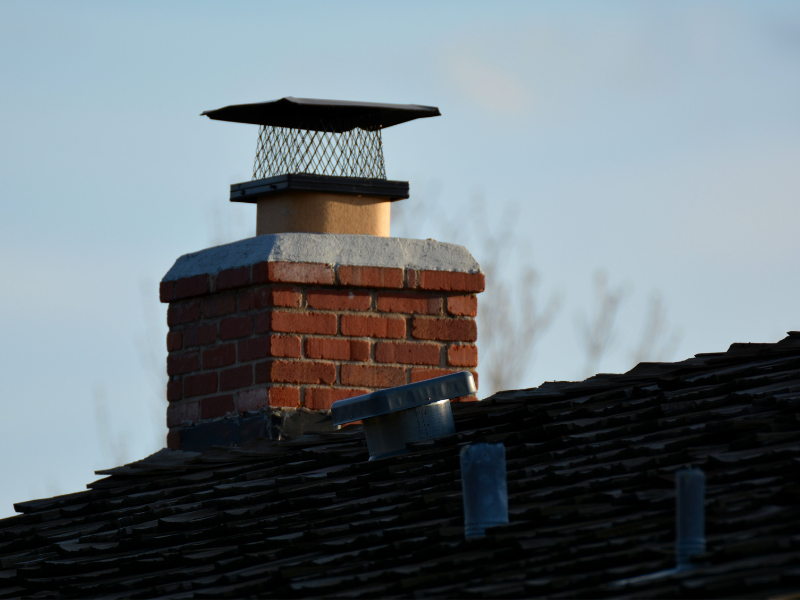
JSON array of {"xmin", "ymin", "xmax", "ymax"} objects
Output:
[
  {"xmin": 460, "ymin": 443, "xmax": 509, "ymax": 538},
  {"xmin": 676, "ymin": 467, "xmax": 706, "ymax": 568}
]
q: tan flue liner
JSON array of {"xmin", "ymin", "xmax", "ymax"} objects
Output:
[{"xmin": 256, "ymin": 192, "xmax": 391, "ymax": 237}]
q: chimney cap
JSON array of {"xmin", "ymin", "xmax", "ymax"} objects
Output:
[
  {"xmin": 201, "ymin": 97, "xmax": 441, "ymax": 132},
  {"xmin": 331, "ymin": 371, "xmax": 476, "ymax": 426}
]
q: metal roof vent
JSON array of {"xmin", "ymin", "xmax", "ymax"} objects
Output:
[
  {"xmin": 330, "ymin": 372, "xmax": 476, "ymax": 460},
  {"xmin": 201, "ymin": 97, "xmax": 441, "ymax": 237},
  {"xmin": 461, "ymin": 443, "xmax": 509, "ymax": 538},
  {"xmin": 676, "ymin": 467, "xmax": 706, "ymax": 568},
  {"xmin": 611, "ymin": 467, "xmax": 707, "ymax": 588}
]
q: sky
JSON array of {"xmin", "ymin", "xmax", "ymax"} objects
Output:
[{"xmin": 1, "ymin": 0, "xmax": 799, "ymax": 518}]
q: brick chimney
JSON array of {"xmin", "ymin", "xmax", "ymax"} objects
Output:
[{"xmin": 160, "ymin": 98, "xmax": 483, "ymax": 451}]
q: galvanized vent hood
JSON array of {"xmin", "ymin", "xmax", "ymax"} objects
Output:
[{"xmin": 331, "ymin": 372, "xmax": 476, "ymax": 460}]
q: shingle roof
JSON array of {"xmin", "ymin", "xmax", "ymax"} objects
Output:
[{"xmin": 2, "ymin": 333, "xmax": 800, "ymax": 598}]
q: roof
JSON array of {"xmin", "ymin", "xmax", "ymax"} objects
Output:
[
  {"xmin": 201, "ymin": 97, "xmax": 441, "ymax": 132},
  {"xmin": 2, "ymin": 333, "xmax": 800, "ymax": 598}
]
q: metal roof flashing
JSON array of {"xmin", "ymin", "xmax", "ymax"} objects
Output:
[{"xmin": 331, "ymin": 372, "xmax": 476, "ymax": 460}]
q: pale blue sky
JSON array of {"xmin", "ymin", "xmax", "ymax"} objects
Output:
[{"xmin": 1, "ymin": 0, "xmax": 799, "ymax": 517}]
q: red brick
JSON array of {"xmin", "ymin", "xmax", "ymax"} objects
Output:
[
  {"xmin": 202, "ymin": 344, "xmax": 236, "ymax": 369},
  {"xmin": 450, "ymin": 395, "xmax": 479, "ymax": 403},
  {"xmin": 271, "ymin": 287, "xmax": 303, "ymax": 308},
  {"xmin": 203, "ymin": 294, "xmax": 237, "ymax": 318},
  {"xmin": 167, "ymin": 428, "xmax": 181, "ymax": 449},
  {"xmin": 341, "ymin": 315, "xmax": 405, "ymax": 339},
  {"xmin": 183, "ymin": 372, "xmax": 218, "ymax": 398},
  {"xmin": 167, "ymin": 351, "xmax": 200, "ymax": 376},
  {"xmin": 307, "ymin": 289, "xmax": 371, "ymax": 311},
  {"xmin": 166, "ymin": 331, "xmax": 182, "ymax": 352},
  {"xmin": 174, "ymin": 274, "xmax": 210, "ymax": 299},
  {"xmin": 270, "ymin": 335, "xmax": 302, "ymax": 358},
  {"xmin": 375, "ymin": 341, "xmax": 441, "ymax": 365},
  {"xmin": 377, "ymin": 292, "xmax": 442, "ymax": 315},
  {"xmin": 167, "ymin": 378, "xmax": 182, "ymax": 401},
  {"xmin": 167, "ymin": 300, "xmax": 201, "ymax": 326},
  {"xmin": 201, "ymin": 394, "xmax": 235, "ymax": 419},
  {"xmin": 271, "ymin": 311, "xmax": 337, "ymax": 335},
  {"xmin": 255, "ymin": 311, "xmax": 272, "ymax": 334},
  {"xmin": 338, "ymin": 265, "xmax": 403, "ymax": 289},
  {"xmin": 447, "ymin": 344, "xmax": 478, "ymax": 367},
  {"xmin": 238, "ymin": 387, "xmax": 269, "ymax": 412},
  {"xmin": 254, "ymin": 261, "xmax": 335, "ymax": 285},
  {"xmin": 305, "ymin": 387, "xmax": 371, "ymax": 410},
  {"xmin": 220, "ymin": 364, "xmax": 252, "ymax": 391},
  {"xmin": 167, "ymin": 401, "xmax": 199, "ymax": 427},
  {"xmin": 305, "ymin": 338, "xmax": 370, "ymax": 361},
  {"xmin": 340, "ymin": 364, "xmax": 406, "ymax": 387},
  {"xmin": 220, "ymin": 315, "xmax": 253, "ymax": 340},
  {"xmin": 237, "ymin": 337, "xmax": 271, "ymax": 362},
  {"xmin": 237, "ymin": 287, "xmax": 271, "ymax": 311},
  {"xmin": 270, "ymin": 387, "xmax": 301, "ymax": 408},
  {"xmin": 411, "ymin": 317, "xmax": 477, "ymax": 342},
  {"xmin": 159, "ymin": 280, "xmax": 174, "ymax": 303},
  {"xmin": 217, "ymin": 266, "xmax": 251, "ymax": 290},
  {"xmin": 183, "ymin": 323, "xmax": 217, "ymax": 348},
  {"xmin": 447, "ymin": 295, "xmax": 478, "ymax": 317},
  {"xmin": 256, "ymin": 360, "xmax": 337, "ymax": 385},
  {"xmin": 237, "ymin": 386, "xmax": 300, "ymax": 410},
  {"xmin": 408, "ymin": 270, "xmax": 485, "ymax": 293},
  {"xmin": 411, "ymin": 368, "xmax": 478, "ymax": 387},
  {"xmin": 407, "ymin": 269, "xmax": 420, "ymax": 289}
]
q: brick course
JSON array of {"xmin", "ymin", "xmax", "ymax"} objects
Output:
[
  {"xmin": 377, "ymin": 292, "xmax": 442, "ymax": 315},
  {"xmin": 375, "ymin": 341, "xmax": 440, "ymax": 365},
  {"xmin": 218, "ymin": 266, "xmax": 251, "ymax": 291},
  {"xmin": 161, "ymin": 260, "xmax": 481, "ymax": 440},
  {"xmin": 201, "ymin": 394, "xmax": 235, "ymax": 419},
  {"xmin": 411, "ymin": 317, "xmax": 477, "ymax": 342},
  {"xmin": 184, "ymin": 323, "xmax": 217, "ymax": 348},
  {"xmin": 220, "ymin": 316, "xmax": 253, "ymax": 340},
  {"xmin": 203, "ymin": 344, "xmax": 236, "ymax": 369},
  {"xmin": 341, "ymin": 315, "xmax": 405, "ymax": 339},
  {"xmin": 338, "ymin": 265, "xmax": 403, "ymax": 289},
  {"xmin": 447, "ymin": 295, "xmax": 478, "ymax": 317},
  {"xmin": 341, "ymin": 364, "xmax": 406, "ymax": 388},
  {"xmin": 307, "ymin": 289, "xmax": 371, "ymax": 311},
  {"xmin": 305, "ymin": 387, "xmax": 370, "ymax": 410},
  {"xmin": 272, "ymin": 311, "xmax": 337, "ymax": 335},
  {"xmin": 305, "ymin": 338, "xmax": 370, "ymax": 361},
  {"xmin": 258, "ymin": 360, "xmax": 337, "ymax": 385},
  {"xmin": 447, "ymin": 344, "xmax": 479, "ymax": 367}
]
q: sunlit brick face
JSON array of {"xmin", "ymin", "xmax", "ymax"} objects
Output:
[{"xmin": 160, "ymin": 260, "xmax": 482, "ymax": 449}]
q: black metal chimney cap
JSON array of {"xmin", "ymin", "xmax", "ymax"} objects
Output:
[{"xmin": 201, "ymin": 97, "xmax": 441, "ymax": 133}]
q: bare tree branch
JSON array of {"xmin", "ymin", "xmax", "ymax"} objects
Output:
[
  {"xmin": 394, "ymin": 184, "xmax": 561, "ymax": 396},
  {"xmin": 92, "ymin": 384, "xmax": 132, "ymax": 467},
  {"xmin": 630, "ymin": 291, "xmax": 683, "ymax": 364},
  {"xmin": 577, "ymin": 270, "xmax": 627, "ymax": 378}
]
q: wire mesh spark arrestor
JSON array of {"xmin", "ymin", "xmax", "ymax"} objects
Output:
[
  {"xmin": 330, "ymin": 372, "xmax": 476, "ymax": 460},
  {"xmin": 201, "ymin": 97, "xmax": 440, "ymax": 237}
]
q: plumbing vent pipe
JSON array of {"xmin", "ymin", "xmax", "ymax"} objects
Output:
[
  {"xmin": 676, "ymin": 467, "xmax": 706, "ymax": 568},
  {"xmin": 460, "ymin": 443, "xmax": 508, "ymax": 538},
  {"xmin": 610, "ymin": 467, "xmax": 707, "ymax": 588},
  {"xmin": 330, "ymin": 372, "xmax": 476, "ymax": 460}
]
